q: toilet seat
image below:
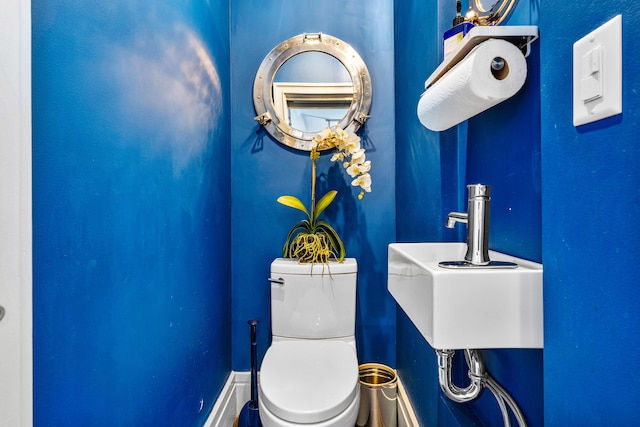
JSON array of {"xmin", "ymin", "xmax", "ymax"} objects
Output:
[
  {"xmin": 258, "ymin": 392, "xmax": 359, "ymax": 427},
  {"xmin": 259, "ymin": 340, "xmax": 359, "ymax": 424}
]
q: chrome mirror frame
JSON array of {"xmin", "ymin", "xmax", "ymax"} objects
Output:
[
  {"xmin": 465, "ymin": 0, "xmax": 518, "ymax": 26},
  {"xmin": 253, "ymin": 33, "xmax": 372, "ymax": 151}
]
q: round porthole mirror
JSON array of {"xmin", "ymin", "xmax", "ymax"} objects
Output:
[{"xmin": 253, "ymin": 33, "xmax": 372, "ymax": 151}]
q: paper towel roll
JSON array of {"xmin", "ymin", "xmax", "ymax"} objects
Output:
[{"xmin": 417, "ymin": 38, "xmax": 527, "ymax": 132}]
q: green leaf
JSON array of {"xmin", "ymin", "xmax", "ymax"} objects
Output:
[
  {"xmin": 313, "ymin": 190, "xmax": 337, "ymax": 222},
  {"xmin": 277, "ymin": 196, "xmax": 310, "ymax": 219},
  {"xmin": 282, "ymin": 221, "xmax": 312, "ymax": 257}
]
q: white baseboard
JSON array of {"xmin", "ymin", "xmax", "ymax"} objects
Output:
[
  {"xmin": 205, "ymin": 371, "xmax": 418, "ymax": 427},
  {"xmin": 231, "ymin": 371, "xmax": 252, "ymax": 414},
  {"xmin": 203, "ymin": 372, "xmax": 251, "ymax": 427},
  {"xmin": 397, "ymin": 377, "xmax": 420, "ymax": 427}
]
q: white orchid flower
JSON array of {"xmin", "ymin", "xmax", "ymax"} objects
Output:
[
  {"xmin": 352, "ymin": 173, "xmax": 372, "ymax": 192},
  {"xmin": 350, "ymin": 148, "xmax": 366, "ymax": 164},
  {"xmin": 317, "ymin": 127, "xmax": 333, "ymax": 140},
  {"xmin": 331, "ymin": 152, "xmax": 345, "ymax": 162},
  {"xmin": 310, "ymin": 126, "xmax": 372, "ymax": 200},
  {"xmin": 346, "ymin": 160, "xmax": 371, "ymax": 178},
  {"xmin": 313, "ymin": 127, "xmax": 336, "ymax": 150},
  {"xmin": 345, "ymin": 133, "xmax": 361, "ymax": 152}
]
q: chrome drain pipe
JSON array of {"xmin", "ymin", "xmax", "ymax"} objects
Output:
[
  {"xmin": 435, "ymin": 348, "xmax": 528, "ymax": 427},
  {"xmin": 436, "ymin": 349, "xmax": 484, "ymax": 403}
]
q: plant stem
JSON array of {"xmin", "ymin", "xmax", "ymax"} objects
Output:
[{"xmin": 310, "ymin": 148, "xmax": 318, "ymax": 222}]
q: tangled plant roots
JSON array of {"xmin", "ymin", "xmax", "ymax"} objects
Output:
[{"xmin": 288, "ymin": 233, "xmax": 337, "ymax": 264}]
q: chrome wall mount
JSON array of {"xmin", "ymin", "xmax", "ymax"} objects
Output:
[{"xmin": 253, "ymin": 33, "xmax": 372, "ymax": 151}]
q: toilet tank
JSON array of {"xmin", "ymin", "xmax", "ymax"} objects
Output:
[{"xmin": 270, "ymin": 258, "xmax": 357, "ymax": 339}]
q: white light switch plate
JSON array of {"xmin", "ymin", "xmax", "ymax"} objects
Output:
[{"xmin": 573, "ymin": 15, "xmax": 622, "ymax": 126}]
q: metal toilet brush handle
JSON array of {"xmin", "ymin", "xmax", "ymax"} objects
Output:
[{"xmin": 238, "ymin": 319, "xmax": 262, "ymax": 427}]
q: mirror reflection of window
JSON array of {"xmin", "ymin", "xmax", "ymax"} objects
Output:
[
  {"xmin": 273, "ymin": 52, "xmax": 354, "ymax": 133},
  {"xmin": 272, "ymin": 82, "xmax": 354, "ymax": 133},
  {"xmin": 289, "ymin": 107, "xmax": 347, "ymax": 132}
]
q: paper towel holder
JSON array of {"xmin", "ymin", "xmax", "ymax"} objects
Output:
[{"xmin": 425, "ymin": 25, "xmax": 539, "ymax": 89}]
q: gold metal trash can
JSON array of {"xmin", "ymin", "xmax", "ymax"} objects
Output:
[{"xmin": 356, "ymin": 363, "xmax": 398, "ymax": 427}]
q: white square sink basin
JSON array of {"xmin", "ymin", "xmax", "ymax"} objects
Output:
[{"xmin": 388, "ymin": 243, "xmax": 543, "ymax": 349}]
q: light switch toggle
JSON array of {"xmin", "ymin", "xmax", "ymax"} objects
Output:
[{"xmin": 580, "ymin": 45, "xmax": 603, "ymax": 103}]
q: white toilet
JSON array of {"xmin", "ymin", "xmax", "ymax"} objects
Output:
[{"xmin": 258, "ymin": 258, "xmax": 360, "ymax": 427}]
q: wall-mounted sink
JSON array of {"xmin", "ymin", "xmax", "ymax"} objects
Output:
[{"xmin": 388, "ymin": 243, "xmax": 543, "ymax": 349}]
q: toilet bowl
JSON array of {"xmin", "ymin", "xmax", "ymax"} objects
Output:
[
  {"xmin": 258, "ymin": 340, "xmax": 360, "ymax": 426},
  {"xmin": 259, "ymin": 258, "xmax": 359, "ymax": 427}
]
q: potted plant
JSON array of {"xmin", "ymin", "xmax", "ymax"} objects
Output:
[{"xmin": 277, "ymin": 126, "xmax": 372, "ymax": 264}]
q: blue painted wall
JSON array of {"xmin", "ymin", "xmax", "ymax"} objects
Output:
[
  {"xmin": 30, "ymin": 0, "xmax": 640, "ymax": 425},
  {"xmin": 540, "ymin": 4, "xmax": 640, "ymax": 425},
  {"xmin": 32, "ymin": 1, "xmax": 231, "ymax": 425},
  {"xmin": 230, "ymin": 0, "xmax": 397, "ymax": 371},
  {"xmin": 394, "ymin": 0, "xmax": 543, "ymax": 426},
  {"xmin": 396, "ymin": 0, "xmax": 640, "ymax": 425}
]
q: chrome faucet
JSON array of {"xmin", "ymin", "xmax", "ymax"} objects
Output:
[{"xmin": 446, "ymin": 184, "xmax": 491, "ymax": 266}]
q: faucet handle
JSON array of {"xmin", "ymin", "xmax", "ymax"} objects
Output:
[{"xmin": 467, "ymin": 184, "xmax": 491, "ymax": 199}]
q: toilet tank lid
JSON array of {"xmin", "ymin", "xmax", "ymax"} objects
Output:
[{"xmin": 271, "ymin": 258, "xmax": 357, "ymax": 275}]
